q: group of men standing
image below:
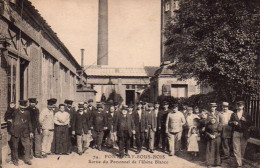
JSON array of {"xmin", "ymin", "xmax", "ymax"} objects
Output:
[{"xmin": 5, "ymin": 98, "xmax": 252, "ymax": 168}]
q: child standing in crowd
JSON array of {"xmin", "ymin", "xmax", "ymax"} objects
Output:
[
  {"xmin": 205, "ymin": 115, "xmax": 222, "ymax": 168},
  {"xmin": 187, "ymin": 127, "xmax": 200, "ymax": 160},
  {"xmin": 184, "ymin": 107, "xmax": 200, "ymax": 150}
]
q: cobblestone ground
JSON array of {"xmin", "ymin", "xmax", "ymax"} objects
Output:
[{"xmin": 4, "ymin": 147, "xmax": 257, "ymax": 168}]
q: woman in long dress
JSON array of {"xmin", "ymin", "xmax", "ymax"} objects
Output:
[{"xmin": 54, "ymin": 104, "xmax": 70, "ymax": 154}]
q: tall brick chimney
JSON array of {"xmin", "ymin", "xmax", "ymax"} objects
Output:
[
  {"xmin": 81, "ymin": 48, "xmax": 85, "ymax": 68},
  {"xmin": 97, "ymin": 0, "xmax": 108, "ymax": 65}
]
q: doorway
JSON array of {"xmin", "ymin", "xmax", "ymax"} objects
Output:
[{"xmin": 125, "ymin": 90, "xmax": 135, "ymax": 105}]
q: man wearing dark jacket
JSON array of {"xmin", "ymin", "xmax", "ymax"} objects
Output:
[
  {"xmin": 132, "ymin": 102, "xmax": 146, "ymax": 154},
  {"xmin": 91, "ymin": 104, "xmax": 107, "ymax": 151},
  {"xmin": 104, "ymin": 105, "xmax": 117, "ymax": 148},
  {"xmin": 114, "ymin": 107, "xmax": 135, "ymax": 158},
  {"xmin": 229, "ymin": 101, "xmax": 252, "ymax": 168},
  {"xmin": 5, "ymin": 102, "xmax": 16, "ymax": 133},
  {"xmin": 27, "ymin": 98, "xmax": 43, "ymax": 158},
  {"xmin": 11, "ymin": 100, "xmax": 33, "ymax": 166},
  {"xmin": 64, "ymin": 99, "xmax": 76, "ymax": 153},
  {"xmin": 72, "ymin": 104, "xmax": 91, "ymax": 155},
  {"xmin": 157, "ymin": 101, "xmax": 170, "ymax": 152}
]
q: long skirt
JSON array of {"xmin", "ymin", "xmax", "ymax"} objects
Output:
[{"xmin": 55, "ymin": 125, "xmax": 69, "ymax": 154}]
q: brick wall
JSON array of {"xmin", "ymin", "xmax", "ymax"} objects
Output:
[{"xmin": 0, "ymin": 53, "xmax": 11, "ymax": 164}]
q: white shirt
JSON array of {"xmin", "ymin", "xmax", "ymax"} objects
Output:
[
  {"xmin": 154, "ymin": 109, "xmax": 159, "ymax": 118},
  {"xmin": 219, "ymin": 110, "xmax": 233, "ymax": 125},
  {"xmin": 54, "ymin": 111, "xmax": 70, "ymax": 126},
  {"xmin": 137, "ymin": 109, "xmax": 142, "ymax": 118}
]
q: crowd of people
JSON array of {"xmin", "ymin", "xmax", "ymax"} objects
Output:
[{"xmin": 5, "ymin": 98, "xmax": 252, "ymax": 168}]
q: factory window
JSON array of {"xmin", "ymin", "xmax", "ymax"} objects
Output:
[{"xmin": 171, "ymin": 84, "xmax": 188, "ymax": 98}]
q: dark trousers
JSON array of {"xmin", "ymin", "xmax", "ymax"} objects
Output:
[
  {"xmin": 31, "ymin": 129, "xmax": 42, "ymax": 157},
  {"xmin": 11, "ymin": 136, "xmax": 31, "ymax": 162},
  {"xmin": 154, "ymin": 130, "xmax": 160, "ymax": 148},
  {"xmin": 55, "ymin": 125, "xmax": 69, "ymax": 154},
  {"xmin": 118, "ymin": 130, "xmax": 130, "ymax": 156},
  {"xmin": 67, "ymin": 127, "xmax": 73, "ymax": 153},
  {"xmin": 92, "ymin": 130, "xmax": 104, "ymax": 147},
  {"xmin": 103, "ymin": 129, "xmax": 110, "ymax": 146},
  {"xmin": 160, "ymin": 129, "xmax": 168, "ymax": 150},
  {"xmin": 182, "ymin": 126, "xmax": 189, "ymax": 150},
  {"xmin": 135, "ymin": 131, "xmax": 145, "ymax": 151},
  {"xmin": 206, "ymin": 137, "xmax": 221, "ymax": 166},
  {"xmin": 221, "ymin": 137, "xmax": 232, "ymax": 157}
]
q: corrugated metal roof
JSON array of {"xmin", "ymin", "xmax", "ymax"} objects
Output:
[{"xmin": 85, "ymin": 65, "xmax": 149, "ymax": 77}]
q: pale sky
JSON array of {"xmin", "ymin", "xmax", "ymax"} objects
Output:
[{"xmin": 30, "ymin": 0, "xmax": 161, "ymax": 68}]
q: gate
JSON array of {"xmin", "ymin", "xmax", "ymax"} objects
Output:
[{"xmin": 246, "ymin": 99, "xmax": 260, "ymax": 129}]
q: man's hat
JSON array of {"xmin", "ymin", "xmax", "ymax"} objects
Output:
[
  {"xmin": 59, "ymin": 104, "xmax": 65, "ymax": 108},
  {"xmin": 78, "ymin": 102, "xmax": 84, "ymax": 105},
  {"xmin": 84, "ymin": 101, "xmax": 88, "ymax": 104},
  {"xmin": 128, "ymin": 104, "xmax": 134, "ymax": 109},
  {"xmin": 113, "ymin": 102, "xmax": 119, "ymax": 106},
  {"xmin": 194, "ymin": 106, "xmax": 199, "ymax": 109},
  {"xmin": 28, "ymin": 98, "xmax": 38, "ymax": 104},
  {"xmin": 142, "ymin": 102, "xmax": 147, "ymax": 105},
  {"xmin": 187, "ymin": 107, "xmax": 193, "ymax": 111},
  {"xmin": 97, "ymin": 103, "xmax": 103, "ymax": 108},
  {"xmin": 163, "ymin": 101, "xmax": 169, "ymax": 105},
  {"xmin": 88, "ymin": 99, "xmax": 93, "ymax": 103},
  {"xmin": 148, "ymin": 103, "xmax": 154, "ymax": 107},
  {"xmin": 154, "ymin": 101, "xmax": 160, "ymax": 105},
  {"xmin": 210, "ymin": 103, "xmax": 217, "ymax": 107},
  {"xmin": 78, "ymin": 104, "xmax": 84, "ymax": 108},
  {"xmin": 222, "ymin": 102, "xmax": 229, "ymax": 107},
  {"xmin": 64, "ymin": 99, "xmax": 73, "ymax": 105},
  {"xmin": 137, "ymin": 102, "xmax": 142, "ymax": 105},
  {"xmin": 236, "ymin": 101, "xmax": 245, "ymax": 106},
  {"xmin": 201, "ymin": 109, "xmax": 208, "ymax": 113},
  {"xmin": 172, "ymin": 104, "xmax": 178, "ymax": 108},
  {"xmin": 121, "ymin": 107, "xmax": 128, "ymax": 111},
  {"xmin": 19, "ymin": 100, "xmax": 28, "ymax": 107},
  {"xmin": 47, "ymin": 98, "xmax": 57, "ymax": 106}
]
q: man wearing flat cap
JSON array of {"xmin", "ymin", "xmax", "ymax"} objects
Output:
[
  {"xmin": 219, "ymin": 102, "xmax": 233, "ymax": 159},
  {"xmin": 90, "ymin": 103, "xmax": 107, "ymax": 151},
  {"xmin": 72, "ymin": 104, "xmax": 91, "ymax": 155},
  {"xmin": 27, "ymin": 98, "xmax": 43, "ymax": 158},
  {"xmin": 166, "ymin": 104, "xmax": 186, "ymax": 156},
  {"xmin": 229, "ymin": 101, "xmax": 252, "ymax": 168},
  {"xmin": 157, "ymin": 101, "xmax": 170, "ymax": 152},
  {"xmin": 11, "ymin": 100, "xmax": 33, "ymax": 166},
  {"xmin": 40, "ymin": 99, "xmax": 56, "ymax": 157}
]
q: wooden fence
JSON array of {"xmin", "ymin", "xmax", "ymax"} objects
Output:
[{"xmin": 246, "ymin": 99, "xmax": 260, "ymax": 129}]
